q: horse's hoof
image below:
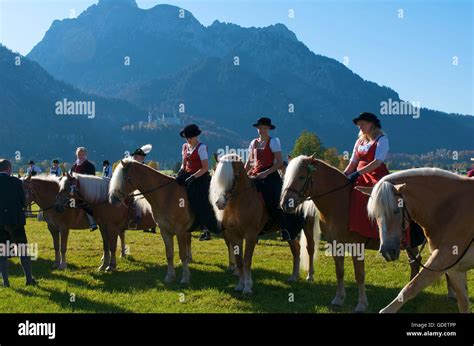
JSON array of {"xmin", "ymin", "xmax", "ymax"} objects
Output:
[
  {"xmin": 235, "ymin": 283, "xmax": 244, "ymax": 292},
  {"xmin": 331, "ymin": 296, "xmax": 345, "ymax": 307},
  {"xmin": 52, "ymin": 262, "xmax": 60, "ymax": 270},
  {"xmin": 447, "ymin": 292, "xmax": 457, "ymax": 301},
  {"xmin": 180, "ymin": 278, "xmax": 190, "ymax": 285},
  {"xmin": 164, "ymin": 275, "xmax": 176, "ymax": 283},
  {"xmin": 98, "ymin": 265, "xmax": 106, "ymax": 272},
  {"xmin": 242, "ymin": 288, "xmax": 253, "ymax": 295},
  {"xmin": 120, "ymin": 253, "xmax": 127, "ymax": 258},
  {"xmin": 105, "ymin": 265, "xmax": 116, "ymax": 272},
  {"xmin": 58, "ymin": 263, "xmax": 67, "ymax": 271},
  {"xmin": 306, "ymin": 276, "xmax": 314, "ymax": 282},
  {"xmin": 226, "ymin": 265, "xmax": 236, "ymax": 273},
  {"xmin": 287, "ymin": 276, "xmax": 298, "ymax": 282},
  {"xmin": 354, "ymin": 303, "xmax": 367, "ymax": 313}
]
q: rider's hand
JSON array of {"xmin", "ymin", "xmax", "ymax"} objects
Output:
[{"xmin": 347, "ymin": 171, "xmax": 360, "ymax": 183}]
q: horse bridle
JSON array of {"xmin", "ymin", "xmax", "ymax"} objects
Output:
[
  {"xmin": 393, "ymin": 193, "xmax": 473, "ymax": 272},
  {"xmin": 121, "ymin": 161, "xmax": 174, "ymax": 198},
  {"xmin": 282, "ymin": 162, "xmax": 352, "ymax": 204},
  {"xmin": 22, "ymin": 179, "xmax": 56, "ymax": 213}
]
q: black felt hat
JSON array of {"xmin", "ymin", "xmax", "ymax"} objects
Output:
[
  {"xmin": 103, "ymin": 160, "xmax": 110, "ymax": 165},
  {"xmin": 352, "ymin": 112, "xmax": 382, "ymax": 129},
  {"xmin": 52, "ymin": 159, "xmax": 59, "ymax": 164},
  {"xmin": 253, "ymin": 117, "xmax": 275, "ymax": 129},
  {"xmin": 28, "ymin": 160, "xmax": 35, "ymax": 165},
  {"xmin": 180, "ymin": 124, "xmax": 202, "ymax": 138}
]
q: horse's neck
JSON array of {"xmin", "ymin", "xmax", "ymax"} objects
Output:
[
  {"xmin": 33, "ymin": 180, "xmax": 58, "ymax": 208},
  {"xmin": 311, "ymin": 162, "xmax": 350, "ymax": 219},
  {"xmin": 135, "ymin": 164, "xmax": 174, "ymax": 201},
  {"xmin": 402, "ymin": 175, "xmax": 457, "ymax": 231}
]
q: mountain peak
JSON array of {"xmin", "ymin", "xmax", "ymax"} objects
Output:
[{"xmin": 98, "ymin": 0, "xmax": 138, "ymax": 8}]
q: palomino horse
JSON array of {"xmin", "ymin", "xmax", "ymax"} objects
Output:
[
  {"xmin": 55, "ymin": 172, "xmax": 156, "ymax": 271},
  {"xmin": 108, "ymin": 159, "xmax": 194, "ymax": 283},
  {"xmin": 209, "ymin": 154, "xmax": 320, "ymax": 294},
  {"xmin": 21, "ymin": 174, "xmax": 103, "ymax": 270},
  {"xmin": 358, "ymin": 168, "xmax": 473, "ymax": 313},
  {"xmin": 280, "ymin": 155, "xmax": 423, "ymax": 312}
]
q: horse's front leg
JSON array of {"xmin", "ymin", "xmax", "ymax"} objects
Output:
[
  {"xmin": 177, "ymin": 231, "xmax": 190, "ymax": 284},
  {"xmin": 287, "ymin": 239, "xmax": 300, "ymax": 282},
  {"xmin": 161, "ymin": 229, "xmax": 176, "ymax": 283},
  {"xmin": 58, "ymin": 228, "xmax": 70, "ymax": 270},
  {"xmin": 380, "ymin": 249, "xmax": 445, "ymax": 313},
  {"xmin": 242, "ymin": 234, "xmax": 258, "ymax": 295},
  {"xmin": 98, "ymin": 225, "xmax": 110, "ymax": 271},
  {"xmin": 47, "ymin": 224, "xmax": 61, "ymax": 269},
  {"xmin": 331, "ymin": 254, "xmax": 346, "ymax": 307},
  {"xmin": 106, "ymin": 226, "xmax": 119, "ymax": 272},
  {"xmin": 119, "ymin": 231, "xmax": 127, "ymax": 258},
  {"xmin": 224, "ymin": 232, "xmax": 236, "ymax": 274},
  {"xmin": 352, "ymin": 253, "xmax": 368, "ymax": 312},
  {"xmin": 233, "ymin": 239, "xmax": 245, "ymax": 292}
]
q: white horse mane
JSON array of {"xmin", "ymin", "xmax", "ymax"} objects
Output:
[
  {"xmin": 282, "ymin": 156, "xmax": 306, "ymax": 191},
  {"xmin": 67, "ymin": 173, "xmax": 110, "ymax": 203},
  {"xmin": 209, "ymin": 154, "xmax": 241, "ymax": 222}
]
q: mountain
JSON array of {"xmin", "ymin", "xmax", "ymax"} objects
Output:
[
  {"xmin": 23, "ymin": 0, "xmax": 474, "ymax": 155},
  {"xmin": 0, "ymin": 44, "xmax": 244, "ymax": 167}
]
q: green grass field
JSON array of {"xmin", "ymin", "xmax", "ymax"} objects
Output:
[{"xmin": 0, "ymin": 216, "xmax": 472, "ymax": 313}]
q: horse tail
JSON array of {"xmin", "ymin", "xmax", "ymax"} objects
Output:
[{"xmin": 299, "ymin": 201, "xmax": 320, "ymax": 272}]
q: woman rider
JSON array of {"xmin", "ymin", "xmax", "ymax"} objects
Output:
[
  {"xmin": 345, "ymin": 112, "xmax": 425, "ymax": 246},
  {"xmin": 176, "ymin": 124, "xmax": 219, "ymax": 238},
  {"xmin": 344, "ymin": 112, "xmax": 390, "ymax": 238},
  {"xmin": 245, "ymin": 117, "xmax": 304, "ymax": 240}
]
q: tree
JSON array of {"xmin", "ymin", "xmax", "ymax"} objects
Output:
[
  {"xmin": 291, "ymin": 130, "xmax": 325, "ymax": 158},
  {"xmin": 147, "ymin": 160, "xmax": 159, "ymax": 170}
]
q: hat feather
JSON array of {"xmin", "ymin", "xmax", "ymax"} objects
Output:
[{"xmin": 140, "ymin": 144, "xmax": 152, "ymax": 154}]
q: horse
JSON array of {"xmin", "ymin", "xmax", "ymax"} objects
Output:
[
  {"xmin": 108, "ymin": 159, "xmax": 195, "ymax": 283},
  {"xmin": 357, "ymin": 168, "xmax": 473, "ymax": 313},
  {"xmin": 209, "ymin": 154, "xmax": 320, "ymax": 294},
  {"xmin": 55, "ymin": 172, "xmax": 156, "ymax": 271},
  {"xmin": 280, "ymin": 155, "xmax": 424, "ymax": 312},
  {"xmin": 21, "ymin": 174, "xmax": 97, "ymax": 270}
]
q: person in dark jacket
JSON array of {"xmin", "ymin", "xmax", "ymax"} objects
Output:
[
  {"xmin": 0, "ymin": 159, "xmax": 37, "ymax": 287},
  {"xmin": 69, "ymin": 147, "xmax": 97, "ymax": 231}
]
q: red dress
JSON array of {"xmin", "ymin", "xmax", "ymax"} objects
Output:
[
  {"xmin": 183, "ymin": 143, "xmax": 204, "ymax": 174},
  {"xmin": 349, "ymin": 136, "xmax": 389, "ymax": 238},
  {"xmin": 249, "ymin": 138, "xmax": 274, "ymax": 176}
]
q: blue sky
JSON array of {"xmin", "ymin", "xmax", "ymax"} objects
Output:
[{"xmin": 0, "ymin": 0, "xmax": 472, "ymax": 115}]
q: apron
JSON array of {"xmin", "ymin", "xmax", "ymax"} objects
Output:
[{"xmin": 349, "ymin": 135, "xmax": 389, "ymax": 238}]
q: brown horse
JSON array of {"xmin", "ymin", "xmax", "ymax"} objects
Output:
[
  {"xmin": 21, "ymin": 175, "xmax": 127, "ymax": 270},
  {"xmin": 358, "ymin": 168, "xmax": 473, "ymax": 313},
  {"xmin": 55, "ymin": 172, "xmax": 156, "ymax": 271},
  {"xmin": 280, "ymin": 155, "xmax": 423, "ymax": 312},
  {"xmin": 108, "ymin": 159, "xmax": 195, "ymax": 283},
  {"xmin": 209, "ymin": 154, "xmax": 319, "ymax": 294}
]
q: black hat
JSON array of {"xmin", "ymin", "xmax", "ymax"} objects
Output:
[
  {"xmin": 131, "ymin": 148, "xmax": 147, "ymax": 157},
  {"xmin": 352, "ymin": 112, "xmax": 382, "ymax": 129},
  {"xmin": 180, "ymin": 124, "xmax": 202, "ymax": 138},
  {"xmin": 103, "ymin": 160, "xmax": 110, "ymax": 165},
  {"xmin": 52, "ymin": 159, "xmax": 59, "ymax": 164},
  {"xmin": 253, "ymin": 117, "xmax": 275, "ymax": 130},
  {"xmin": 28, "ymin": 160, "xmax": 35, "ymax": 165}
]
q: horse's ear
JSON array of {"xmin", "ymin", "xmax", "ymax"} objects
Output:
[
  {"xmin": 287, "ymin": 154, "xmax": 292, "ymax": 162},
  {"xmin": 310, "ymin": 152, "xmax": 317, "ymax": 159},
  {"xmin": 120, "ymin": 159, "xmax": 125, "ymax": 166},
  {"xmin": 66, "ymin": 171, "xmax": 72, "ymax": 179},
  {"xmin": 394, "ymin": 183, "xmax": 406, "ymax": 193},
  {"xmin": 355, "ymin": 186, "xmax": 373, "ymax": 196},
  {"xmin": 213, "ymin": 153, "xmax": 219, "ymax": 163},
  {"xmin": 62, "ymin": 172, "xmax": 66, "ymax": 177}
]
